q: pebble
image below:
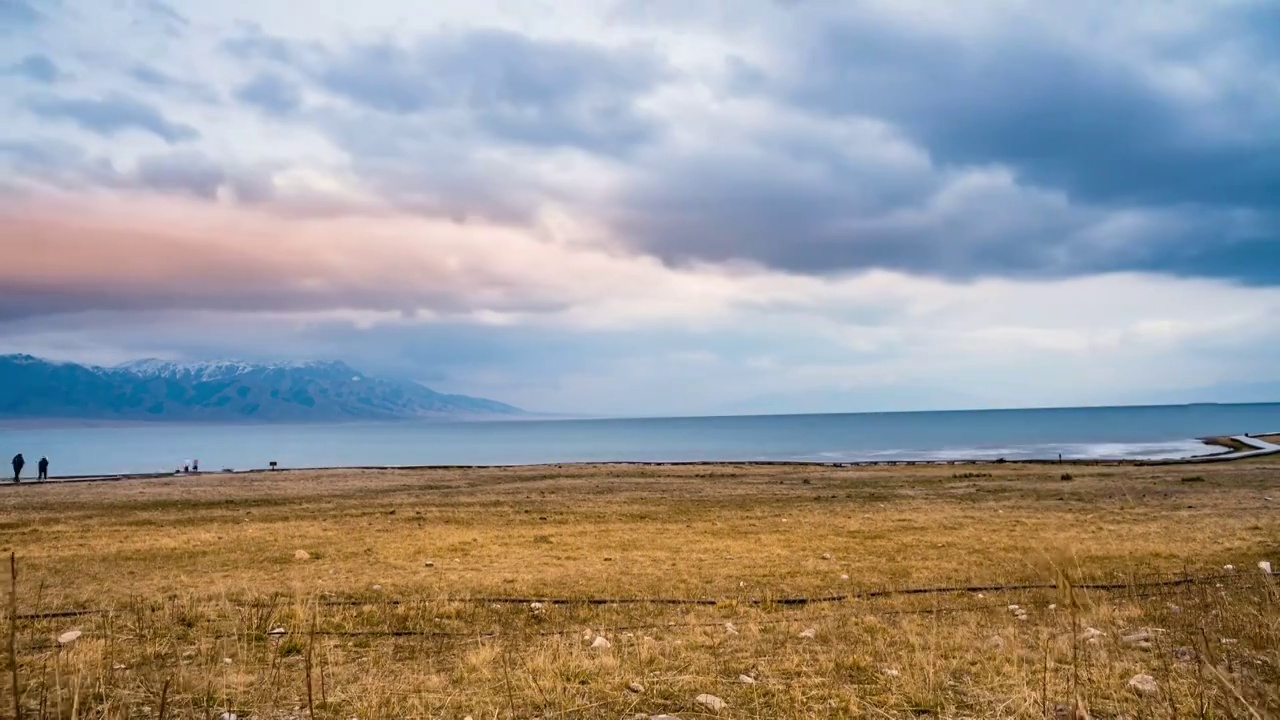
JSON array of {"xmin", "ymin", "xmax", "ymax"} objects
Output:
[
  {"xmin": 529, "ymin": 602, "xmax": 545, "ymax": 616},
  {"xmin": 424, "ymin": 561, "xmax": 435, "ymax": 568},
  {"xmin": 821, "ymin": 553, "xmax": 832, "ymax": 560},
  {"xmin": 1173, "ymin": 646, "xmax": 1196, "ymax": 663},
  {"xmin": 694, "ymin": 694, "xmax": 726, "ymax": 712},
  {"xmin": 57, "ymin": 630, "xmax": 82, "ymax": 645},
  {"xmin": 724, "ymin": 622, "xmax": 738, "ymax": 635},
  {"xmin": 590, "ymin": 636, "xmax": 611, "ymax": 649},
  {"xmin": 268, "ymin": 627, "xmax": 287, "ymax": 638},
  {"xmin": 882, "ymin": 668, "xmax": 900, "ymax": 677},
  {"xmin": 798, "ymin": 627, "xmax": 817, "ymax": 639},
  {"xmin": 738, "ymin": 674, "xmax": 756, "ymax": 685},
  {"xmin": 1260, "ymin": 560, "xmax": 1273, "ymax": 575},
  {"xmin": 840, "ymin": 574, "xmax": 850, "ymax": 581},
  {"xmin": 627, "ymin": 681, "xmax": 644, "ymax": 693},
  {"xmin": 582, "ymin": 628, "xmax": 594, "ymax": 640},
  {"xmin": 219, "ymin": 714, "xmax": 238, "ymax": 720},
  {"xmin": 1223, "ymin": 564, "xmax": 1235, "ymax": 571},
  {"xmin": 293, "ymin": 550, "xmax": 311, "ymax": 561},
  {"xmin": 1127, "ymin": 674, "xmax": 1158, "ymax": 695}
]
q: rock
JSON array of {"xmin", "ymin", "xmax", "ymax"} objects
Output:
[
  {"xmin": 738, "ymin": 674, "xmax": 756, "ymax": 685},
  {"xmin": 371, "ymin": 584, "xmax": 383, "ymax": 591},
  {"xmin": 591, "ymin": 636, "xmax": 611, "ymax": 649},
  {"xmin": 1260, "ymin": 560, "xmax": 1273, "ymax": 574},
  {"xmin": 1048, "ymin": 604, "xmax": 1058, "ymax": 611},
  {"xmin": 268, "ymin": 627, "xmax": 287, "ymax": 638},
  {"xmin": 882, "ymin": 668, "xmax": 900, "ymax": 677},
  {"xmin": 821, "ymin": 553, "xmax": 832, "ymax": 560},
  {"xmin": 424, "ymin": 561, "xmax": 435, "ymax": 567},
  {"xmin": 798, "ymin": 627, "xmax": 817, "ymax": 639},
  {"xmin": 840, "ymin": 574, "xmax": 850, "ymax": 581},
  {"xmin": 222, "ymin": 658, "xmax": 232, "ymax": 665},
  {"xmin": 1127, "ymin": 673, "xmax": 1158, "ymax": 695},
  {"xmin": 582, "ymin": 628, "xmax": 594, "ymax": 640},
  {"xmin": 627, "ymin": 681, "xmax": 645, "ymax": 693},
  {"xmin": 1173, "ymin": 646, "xmax": 1196, "ymax": 663},
  {"xmin": 57, "ymin": 629, "xmax": 82, "ymax": 645},
  {"xmin": 1079, "ymin": 627, "xmax": 1105, "ymax": 643},
  {"xmin": 1223, "ymin": 564, "xmax": 1235, "ymax": 571},
  {"xmin": 529, "ymin": 602, "xmax": 545, "ymax": 616},
  {"xmin": 219, "ymin": 714, "xmax": 238, "ymax": 720},
  {"xmin": 293, "ymin": 550, "xmax": 311, "ymax": 561},
  {"xmin": 724, "ymin": 622, "xmax": 738, "ymax": 635},
  {"xmin": 694, "ymin": 694, "xmax": 726, "ymax": 712},
  {"xmin": 1007, "ymin": 604, "xmax": 1020, "ymax": 612},
  {"xmin": 1122, "ymin": 630, "xmax": 1153, "ymax": 649}
]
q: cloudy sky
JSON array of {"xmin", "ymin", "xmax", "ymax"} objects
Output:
[{"xmin": 2, "ymin": 0, "xmax": 1279, "ymax": 416}]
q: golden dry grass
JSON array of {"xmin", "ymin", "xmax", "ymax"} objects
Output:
[{"xmin": 1, "ymin": 461, "xmax": 1277, "ymax": 719}]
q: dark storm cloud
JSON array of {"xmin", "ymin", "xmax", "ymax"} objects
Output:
[
  {"xmin": 26, "ymin": 92, "xmax": 199, "ymax": 143},
  {"xmin": 784, "ymin": 8, "xmax": 1280, "ymax": 208}
]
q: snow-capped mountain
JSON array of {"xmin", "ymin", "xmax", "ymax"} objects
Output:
[{"xmin": 0, "ymin": 354, "xmax": 522, "ymax": 421}]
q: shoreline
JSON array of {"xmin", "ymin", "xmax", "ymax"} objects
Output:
[{"xmin": 8, "ymin": 432, "xmax": 1279, "ymax": 486}]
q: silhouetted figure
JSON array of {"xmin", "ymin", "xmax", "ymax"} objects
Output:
[
  {"xmin": 183, "ymin": 463, "xmax": 190, "ymax": 473},
  {"xmin": 192, "ymin": 459, "xmax": 199, "ymax": 472},
  {"xmin": 37, "ymin": 456, "xmax": 49, "ymax": 481},
  {"xmin": 11, "ymin": 454, "xmax": 23, "ymax": 483}
]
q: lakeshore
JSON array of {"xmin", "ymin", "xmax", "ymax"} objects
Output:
[{"xmin": 1, "ymin": 458, "xmax": 1277, "ymax": 718}]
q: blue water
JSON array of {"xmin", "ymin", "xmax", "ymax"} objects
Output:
[{"xmin": 3, "ymin": 403, "xmax": 1279, "ymax": 477}]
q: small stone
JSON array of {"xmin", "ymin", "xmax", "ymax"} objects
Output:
[
  {"xmin": 627, "ymin": 681, "xmax": 645, "ymax": 693},
  {"xmin": 112, "ymin": 663, "xmax": 126, "ymax": 670},
  {"xmin": 1127, "ymin": 673, "xmax": 1158, "ymax": 695},
  {"xmin": 371, "ymin": 584, "xmax": 383, "ymax": 591},
  {"xmin": 268, "ymin": 627, "xmax": 287, "ymax": 638},
  {"xmin": 798, "ymin": 627, "xmax": 817, "ymax": 639},
  {"xmin": 840, "ymin": 574, "xmax": 850, "ymax": 581},
  {"xmin": 821, "ymin": 553, "xmax": 832, "ymax": 560},
  {"xmin": 529, "ymin": 602, "xmax": 545, "ymax": 616},
  {"xmin": 219, "ymin": 713, "xmax": 238, "ymax": 720},
  {"xmin": 694, "ymin": 693, "xmax": 726, "ymax": 712},
  {"xmin": 57, "ymin": 629, "xmax": 82, "ymax": 645},
  {"xmin": 293, "ymin": 550, "xmax": 311, "ymax": 561},
  {"xmin": 882, "ymin": 668, "xmax": 900, "ymax": 677},
  {"xmin": 1173, "ymin": 646, "xmax": 1196, "ymax": 663},
  {"xmin": 1260, "ymin": 560, "xmax": 1273, "ymax": 574},
  {"xmin": 222, "ymin": 658, "xmax": 232, "ymax": 665},
  {"xmin": 1223, "ymin": 564, "xmax": 1235, "ymax": 571},
  {"xmin": 738, "ymin": 674, "xmax": 756, "ymax": 685},
  {"xmin": 582, "ymin": 628, "xmax": 594, "ymax": 640},
  {"xmin": 1048, "ymin": 603, "xmax": 1058, "ymax": 611},
  {"xmin": 1007, "ymin": 604, "xmax": 1020, "ymax": 612},
  {"xmin": 724, "ymin": 622, "xmax": 738, "ymax": 635},
  {"xmin": 424, "ymin": 561, "xmax": 435, "ymax": 567},
  {"xmin": 591, "ymin": 636, "xmax": 611, "ymax": 649}
]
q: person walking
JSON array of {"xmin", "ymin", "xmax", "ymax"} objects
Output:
[
  {"xmin": 11, "ymin": 453, "xmax": 24, "ymax": 483},
  {"xmin": 37, "ymin": 456, "xmax": 49, "ymax": 481}
]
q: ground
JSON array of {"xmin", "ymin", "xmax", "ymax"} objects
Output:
[{"xmin": 0, "ymin": 459, "xmax": 1277, "ymax": 719}]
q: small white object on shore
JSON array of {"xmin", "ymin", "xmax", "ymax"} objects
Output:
[
  {"xmin": 57, "ymin": 629, "xmax": 82, "ymax": 645},
  {"xmin": 694, "ymin": 693, "xmax": 726, "ymax": 712}
]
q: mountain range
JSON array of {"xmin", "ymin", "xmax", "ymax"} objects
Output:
[{"xmin": 0, "ymin": 354, "xmax": 522, "ymax": 422}]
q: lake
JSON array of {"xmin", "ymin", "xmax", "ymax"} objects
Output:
[{"xmin": 4, "ymin": 402, "xmax": 1280, "ymax": 477}]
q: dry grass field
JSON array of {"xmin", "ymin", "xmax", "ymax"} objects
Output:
[{"xmin": 0, "ymin": 459, "xmax": 1277, "ymax": 719}]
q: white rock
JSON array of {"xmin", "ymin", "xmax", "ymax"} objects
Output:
[
  {"xmin": 1007, "ymin": 604, "xmax": 1020, "ymax": 612},
  {"xmin": 798, "ymin": 627, "xmax": 817, "ymax": 639},
  {"xmin": 1127, "ymin": 673, "xmax": 1158, "ymax": 695},
  {"xmin": 840, "ymin": 574, "xmax": 850, "ymax": 581},
  {"xmin": 529, "ymin": 602, "xmax": 545, "ymax": 616},
  {"xmin": 1048, "ymin": 604, "xmax": 1058, "ymax": 611},
  {"xmin": 1223, "ymin": 564, "xmax": 1235, "ymax": 571},
  {"xmin": 219, "ymin": 714, "xmax": 238, "ymax": 720},
  {"xmin": 268, "ymin": 627, "xmax": 287, "ymax": 638},
  {"xmin": 371, "ymin": 584, "xmax": 382, "ymax": 591},
  {"xmin": 591, "ymin": 636, "xmax": 612, "ymax": 649},
  {"xmin": 738, "ymin": 674, "xmax": 756, "ymax": 685},
  {"xmin": 293, "ymin": 550, "xmax": 311, "ymax": 561},
  {"xmin": 627, "ymin": 681, "xmax": 645, "ymax": 693},
  {"xmin": 423, "ymin": 560, "xmax": 435, "ymax": 567},
  {"xmin": 821, "ymin": 553, "xmax": 832, "ymax": 560},
  {"xmin": 57, "ymin": 629, "xmax": 82, "ymax": 645},
  {"xmin": 882, "ymin": 668, "xmax": 900, "ymax": 677},
  {"xmin": 694, "ymin": 694, "xmax": 726, "ymax": 712},
  {"xmin": 222, "ymin": 658, "xmax": 232, "ymax": 665},
  {"xmin": 1079, "ymin": 627, "xmax": 1105, "ymax": 643},
  {"xmin": 581, "ymin": 628, "xmax": 594, "ymax": 640},
  {"xmin": 724, "ymin": 622, "xmax": 738, "ymax": 635},
  {"xmin": 1260, "ymin": 560, "xmax": 1273, "ymax": 574}
]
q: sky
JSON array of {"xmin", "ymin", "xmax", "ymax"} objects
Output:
[{"xmin": 2, "ymin": 0, "xmax": 1279, "ymax": 417}]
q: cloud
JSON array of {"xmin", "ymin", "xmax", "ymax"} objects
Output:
[
  {"xmin": 8, "ymin": 54, "xmax": 61, "ymax": 83},
  {"xmin": 128, "ymin": 64, "xmax": 218, "ymax": 103},
  {"xmin": 308, "ymin": 29, "xmax": 667, "ymax": 152},
  {"xmin": 235, "ymin": 71, "xmax": 302, "ymax": 116},
  {"xmin": 26, "ymin": 93, "xmax": 200, "ymax": 144},
  {"xmin": 134, "ymin": 0, "xmax": 187, "ymax": 36},
  {"xmin": 0, "ymin": 0, "xmax": 41, "ymax": 29}
]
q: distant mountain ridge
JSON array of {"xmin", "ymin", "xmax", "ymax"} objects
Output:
[{"xmin": 0, "ymin": 354, "xmax": 522, "ymax": 421}]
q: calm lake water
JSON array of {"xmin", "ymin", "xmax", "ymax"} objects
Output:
[{"xmin": 3, "ymin": 403, "xmax": 1280, "ymax": 477}]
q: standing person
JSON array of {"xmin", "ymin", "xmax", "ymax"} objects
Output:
[
  {"xmin": 192, "ymin": 458, "xmax": 199, "ymax": 472},
  {"xmin": 11, "ymin": 453, "xmax": 23, "ymax": 483},
  {"xmin": 37, "ymin": 456, "xmax": 49, "ymax": 481}
]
